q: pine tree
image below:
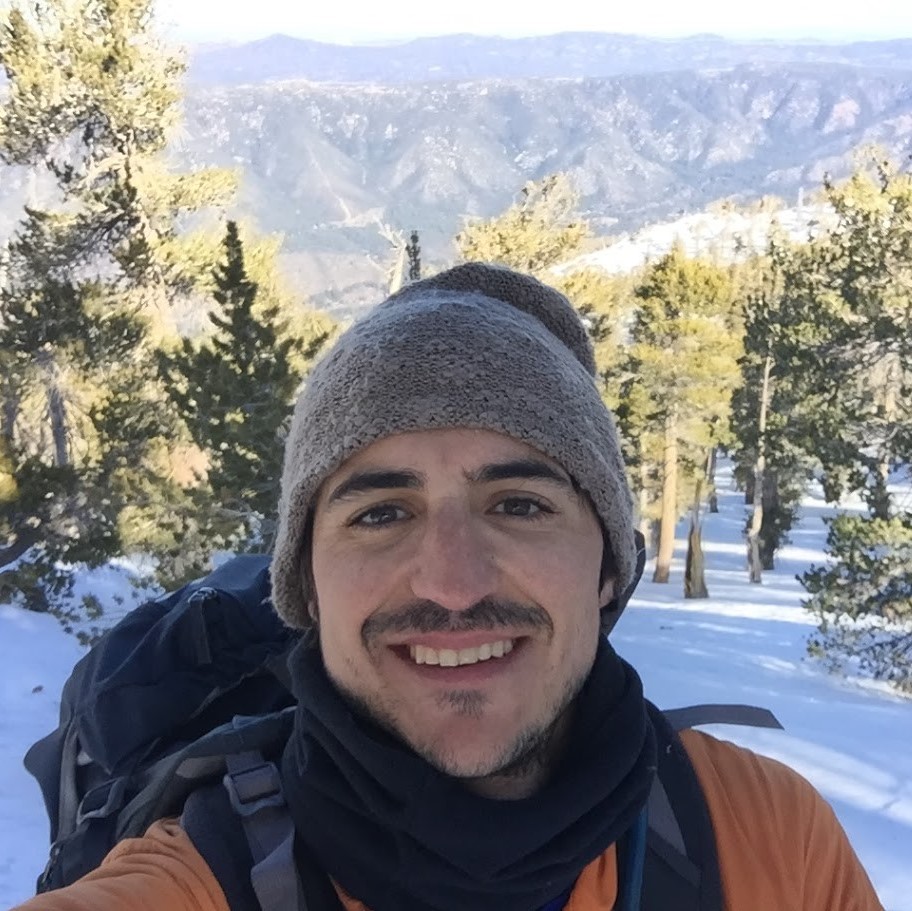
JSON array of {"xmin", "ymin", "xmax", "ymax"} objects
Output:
[
  {"xmin": 754, "ymin": 156, "xmax": 912, "ymax": 520},
  {"xmin": 782, "ymin": 154, "xmax": 912, "ymax": 690},
  {"xmin": 0, "ymin": 0, "xmax": 235, "ymax": 621},
  {"xmin": 457, "ymin": 174, "xmax": 588, "ymax": 274},
  {"xmin": 804, "ymin": 514, "xmax": 912, "ymax": 693},
  {"xmin": 624, "ymin": 245, "xmax": 740, "ymax": 593},
  {"xmin": 159, "ymin": 222, "xmax": 329, "ymax": 555},
  {"xmin": 406, "ymin": 231, "xmax": 421, "ymax": 282},
  {"xmin": 731, "ymin": 241, "xmax": 816, "ymax": 582},
  {"xmin": 0, "ymin": 207, "xmax": 167, "ymax": 621}
]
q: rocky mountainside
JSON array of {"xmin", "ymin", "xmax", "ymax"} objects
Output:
[{"xmin": 173, "ymin": 62, "xmax": 912, "ymax": 314}]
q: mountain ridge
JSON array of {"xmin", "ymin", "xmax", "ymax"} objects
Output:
[
  {"xmin": 187, "ymin": 32, "xmax": 912, "ymax": 86},
  {"xmin": 170, "ymin": 62, "xmax": 912, "ymax": 313}
]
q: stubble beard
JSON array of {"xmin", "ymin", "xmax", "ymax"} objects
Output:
[
  {"xmin": 330, "ymin": 660, "xmax": 589, "ymax": 790},
  {"xmin": 327, "ymin": 595, "xmax": 592, "ymax": 791}
]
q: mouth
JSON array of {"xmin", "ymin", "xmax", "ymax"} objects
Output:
[{"xmin": 408, "ymin": 639, "xmax": 516, "ymax": 667}]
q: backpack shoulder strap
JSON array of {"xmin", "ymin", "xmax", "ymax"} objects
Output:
[
  {"xmin": 662, "ymin": 703, "xmax": 783, "ymax": 733},
  {"xmin": 632, "ymin": 704, "xmax": 724, "ymax": 911},
  {"xmin": 222, "ymin": 751, "xmax": 303, "ymax": 911},
  {"xmin": 636, "ymin": 701, "xmax": 785, "ymax": 911},
  {"xmin": 182, "ymin": 751, "xmax": 344, "ymax": 911}
]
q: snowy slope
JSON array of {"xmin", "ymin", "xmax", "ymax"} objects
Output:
[{"xmin": 1, "ymin": 477, "xmax": 910, "ymax": 909}]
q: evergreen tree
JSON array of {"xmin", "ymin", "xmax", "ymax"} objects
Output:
[
  {"xmin": 406, "ymin": 231, "xmax": 421, "ymax": 282},
  {"xmin": 804, "ymin": 513, "xmax": 912, "ymax": 693},
  {"xmin": 731, "ymin": 242, "xmax": 815, "ymax": 581},
  {"xmin": 0, "ymin": 0, "xmax": 235, "ymax": 621},
  {"xmin": 624, "ymin": 245, "xmax": 740, "ymax": 593},
  {"xmin": 767, "ymin": 156, "xmax": 912, "ymax": 518},
  {"xmin": 783, "ymin": 155, "xmax": 912, "ymax": 689},
  {"xmin": 0, "ymin": 207, "xmax": 168, "ymax": 622},
  {"xmin": 159, "ymin": 222, "xmax": 330, "ymax": 555},
  {"xmin": 457, "ymin": 174, "xmax": 588, "ymax": 274}
]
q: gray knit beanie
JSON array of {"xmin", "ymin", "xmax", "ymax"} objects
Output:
[{"xmin": 271, "ymin": 262, "xmax": 637, "ymax": 631}]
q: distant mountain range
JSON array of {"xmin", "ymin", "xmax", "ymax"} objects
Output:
[
  {"xmin": 173, "ymin": 56, "xmax": 912, "ymax": 314},
  {"xmin": 2, "ymin": 35, "xmax": 911, "ymax": 316},
  {"xmin": 187, "ymin": 32, "xmax": 912, "ymax": 86}
]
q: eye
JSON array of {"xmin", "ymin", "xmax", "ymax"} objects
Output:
[
  {"xmin": 350, "ymin": 504, "xmax": 408, "ymax": 528},
  {"xmin": 492, "ymin": 497, "xmax": 553, "ymax": 519}
]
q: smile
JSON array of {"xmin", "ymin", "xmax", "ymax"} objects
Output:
[{"xmin": 408, "ymin": 640, "xmax": 516, "ymax": 666}]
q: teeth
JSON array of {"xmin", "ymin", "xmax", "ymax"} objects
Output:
[{"xmin": 408, "ymin": 640, "xmax": 515, "ymax": 667}]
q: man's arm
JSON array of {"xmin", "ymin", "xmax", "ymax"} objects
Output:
[
  {"xmin": 11, "ymin": 820, "xmax": 228, "ymax": 911},
  {"xmin": 681, "ymin": 729, "xmax": 883, "ymax": 911}
]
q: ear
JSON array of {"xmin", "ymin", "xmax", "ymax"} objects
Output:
[{"xmin": 598, "ymin": 576, "xmax": 616, "ymax": 611}]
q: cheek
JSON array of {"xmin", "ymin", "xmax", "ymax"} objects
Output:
[
  {"xmin": 312, "ymin": 543, "xmax": 396, "ymax": 652},
  {"xmin": 516, "ymin": 534, "xmax": 602, "ymax": 598}
]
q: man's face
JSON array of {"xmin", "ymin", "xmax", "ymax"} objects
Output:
[{"xmin": 310, "ymin": 428, "xmax": 612, "ymax": 785}]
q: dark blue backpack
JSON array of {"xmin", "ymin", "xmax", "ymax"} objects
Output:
[
  {"xmin": 24, "ymin": 555, "xmax": 298, "ymax": 892},
  {"xmin": 24, "ymin": 554, "xmax": 782, "ymax": 911}
]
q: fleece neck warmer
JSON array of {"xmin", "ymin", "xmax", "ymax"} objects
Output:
[{"xmin": 281, "ymin": 637, "xmax": 657, "ymax": 911}]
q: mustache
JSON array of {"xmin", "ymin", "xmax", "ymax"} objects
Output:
[{"xmin": 361, "ymin": 597, "xmax": 552, "ymax": 644}]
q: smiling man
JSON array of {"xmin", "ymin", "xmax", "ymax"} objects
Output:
[
  {"xmin": 14, "ymin": 263, "xmax": 881, "ymax": 911},
  {"xmin": 309, "ymin": 428, "xmax": 610, "ymax": 799}
]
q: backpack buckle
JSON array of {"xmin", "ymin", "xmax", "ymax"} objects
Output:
[
  {"xmin": 76, "ymin": 776, "xmax": 128, "ymax": 825},
  {"xmin": 223, "ymin": 753, "xmax": 286, "ymax": 817}
]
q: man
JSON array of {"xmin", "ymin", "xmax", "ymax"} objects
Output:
[{"xmin": 13, "ymin": 263, "xmax": 881, "ymax": 911}]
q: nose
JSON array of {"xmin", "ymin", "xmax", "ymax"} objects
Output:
[{"xmin": 409, "ymin": 502, "xmax": 497, "ymax": 612}]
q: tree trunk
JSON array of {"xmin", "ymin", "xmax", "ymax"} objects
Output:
[
  {"xmin": 868, "ymin": 354, "xmax": 899, "ymax": 520},
  {"xmin": 747, "ymin": 354, "xmax": 772, "ymax": 583},
  {"xmin": 743, "ymin": 471, "xmax": 755, "ymax": 505},
  {"xmin": 653, "ymin": 410, "xmax": 678, "ymax": 584},
  {"xmin": 706, "ymin": 445, "xmax": 719, "ymax": 513},
  {"xmin": 35, "ymin": 347, "xmax": 70, "ymax": 468},
  {"xmin": 685, "ymin": 479, "xmax": 709, "ymax": 598},
  {"xmin": 1, "ymin": 382, "xmax": 20, "ymax": 450},
  {"xmin": 637, "ymin": 457, "xmax": 653, "ymax": 555},
  {"xmin": 759, "ymin": 471, "xmax": 780, "ymax": 571},
  {"xmin": 868, "ymin": 458, "xmax": 891, "ymax": 520}
]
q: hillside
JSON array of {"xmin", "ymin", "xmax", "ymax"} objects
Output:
[
  {"xmin": 173, "ymin": 63, "xmax": 912, "ymax": 313},
  {"xmin": 2, "ymin": 44, "xmax": 911, "ymax": 314}
]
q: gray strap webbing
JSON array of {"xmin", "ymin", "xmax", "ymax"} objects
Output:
[
  {"xmin": 663, "ymin": 704, "xmax": 784, "ymax": 733},
  {"xmin": 58, "ymin": 725, "xmax": 83, "ymax": 836},
  {"xmin": 646, "ymin": 777, "xmax": 686, "ymax": 856},
  {"xmin": 224, "ymin": 751, "xmax": 305, "ymax": 911},
  {"xmin": 648, "ymin": 703, "xmax": 784, "ymax": 859}
]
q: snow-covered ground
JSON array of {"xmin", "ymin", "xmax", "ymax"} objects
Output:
[{"xmin": 1, "ymin": 473, "xmax": 910, "ymax": 909}]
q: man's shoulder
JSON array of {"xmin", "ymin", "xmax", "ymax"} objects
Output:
[
  {"xmin": 678, "ymin": 727, "xmax": 811, "ymax": 799},
  {"xmin": 12, "ymin": 820, "xmax": 227, "ymax": 911},
  {"xmin": 678, "ymin": 728, "xmax": 882, "ymax": 910}
]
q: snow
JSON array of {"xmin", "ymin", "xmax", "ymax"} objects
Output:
[
  {"xmin": 556, "ymin": 203, "xmax": 838, "ymax": 277},
  {"xmin": 1, "ymin": 474, "xmax": 911, "ymax": 909}
]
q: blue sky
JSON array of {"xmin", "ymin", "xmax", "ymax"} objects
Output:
[{"xmin": 157, "ymin": 0, "xmax": 912, "ymax": 44}]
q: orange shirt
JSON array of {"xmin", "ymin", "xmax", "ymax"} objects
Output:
[{"xmin": 11, "ymin": 731, "xmax": 883, "ymax": 911}]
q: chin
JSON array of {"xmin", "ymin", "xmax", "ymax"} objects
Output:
[{"xmin": 418, "ymin": 744, "xmax": 513, "ymax": 780}]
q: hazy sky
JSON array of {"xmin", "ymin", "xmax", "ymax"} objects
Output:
[{"xmin": 156, "ymin": 0, "xmax": 912, "ymax": 44}]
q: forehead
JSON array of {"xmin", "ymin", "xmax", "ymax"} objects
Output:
[{"xmin": 321, "ymin": 428, "xmax": 569, "ymax": 490}]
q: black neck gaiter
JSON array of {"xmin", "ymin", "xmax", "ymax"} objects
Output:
[{"xmin": 280, "ymin": 638, "xmax": 657, "ymax": 911}]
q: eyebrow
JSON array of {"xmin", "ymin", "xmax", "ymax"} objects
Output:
[
  {"xmin": 326, "ymin": 458, "xmax": 573, "ymax": 507},
  {"xmin": 467, "ymin": 458, "xmax": 574, "ymax": 489},
  {"xmin": 326, "ymin": 469, "xmax": 424, "ymax": 505}
]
